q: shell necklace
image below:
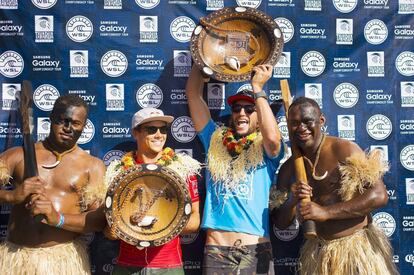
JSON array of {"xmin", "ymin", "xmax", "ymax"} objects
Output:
[
  {"xmin": 303, "ymin": 134, "xmax": 328, "ymax": 181},
  {"xmin": 42, "ymin": 139, "xmax": 77, "ymax": 169}
]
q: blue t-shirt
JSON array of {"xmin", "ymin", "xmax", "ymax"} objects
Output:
[{"xmin": 198, "ymin": 120, "xmax": 284, "ymax": 237}]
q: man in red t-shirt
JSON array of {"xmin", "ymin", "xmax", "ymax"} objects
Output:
[{"xmin": 105, "ymin": 108, "xmax": 201, "ymax": 275}]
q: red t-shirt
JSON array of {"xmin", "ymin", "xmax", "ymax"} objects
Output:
[{"xmin": 117, "ymin": 158, "xmax": 199, "ymax": 268}]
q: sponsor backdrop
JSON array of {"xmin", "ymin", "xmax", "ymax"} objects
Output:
[{"xmin": 1, "ymin": 0, "xmax": 413, "ymax": 274}]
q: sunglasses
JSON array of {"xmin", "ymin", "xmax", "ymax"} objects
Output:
[
  {"xmin": 231, "ymin": 104, "xmax": 256, "ymax": 114},
  {"xmin": 140, "ymin": 126, "xmax": 168, "ymax": 135}
]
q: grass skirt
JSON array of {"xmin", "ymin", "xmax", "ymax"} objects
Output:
[
  {"xmin": 0, "ymin": 240, "xmax": 91, "ymax": 275},
  {"xmin": 299, "ymin": 224, "xmax": 398, "ymax": 275}
]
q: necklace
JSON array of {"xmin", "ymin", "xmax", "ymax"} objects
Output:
[
  {"xmin": 41, "ymin": 139, "xmax": 77, "ymax": 169},
  {"xmin": 303, "ymin": 134, "xmax": 328, "ymax": 181},
  {"xmin": 222, "ymin": 128, "xmax": 258, "ymax": 158},
  {"xmin": 118, "ymin": 147, "xmax": 177, "ymax": 171}
]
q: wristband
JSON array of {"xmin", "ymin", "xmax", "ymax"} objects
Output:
[
  {"xmin": 55, "ymin": 213, "xmax": 65, "ymax": 228},
  {"xmin": 253, "ymin": 90, "xmax": 268, "ymax": 101}
]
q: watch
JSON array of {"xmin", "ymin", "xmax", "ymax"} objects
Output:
[{"xmin": 253, "ymin": 90, "xmax": 268, "ymax": 101}]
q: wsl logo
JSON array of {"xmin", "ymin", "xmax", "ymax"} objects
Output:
[
  {"xmin": 401, "ymin": 81, "xmax": 414, "ymax": 107},
  {"xmin": 171, "ymin": 116, "xmax": 196, "ymax": 143},
  {"xmin": 140, "ymin": 16, "xmax": 158, "ymax": 43},
  {"xmin": 78, "ymin": 119, "xmax": 95, "ymax": 144},
  {"xmin": 1, "ymin": 83, "xmax": 20, "ymax": 111},
  {"xmin": 101, "ymin": 50, "xmax": 128, "ymax": 77},
  {"xmin": 336, "ymin": 19, "xmax": 353, "ymax": 45},
  {"xmin": 236, "ymin": 0, "xmax": 261, "ymax": 8},
  {"xmin": 0, "ymin": 51, "xmax": 24, "ymax": 78},
  {"xmin": 367, "ymin": 52, "xmax": 385, "ymax": 77},
  {"xmin": 366, "ymin": 114, "xmax": 392, "ymax": 140},
  {"xmin": 180, "ymin": 232, "xmax": 199, "ymax": 245},
  {"xmin": 70, "ymin": 50, "xmax": 88, "ymax": 78},
  {"xmin": 274, "ymin": 18, "xmax": 294, "ymax": 43},
  {"xmin": 333, "ymin": 83, "xmax": 359, "ymax": 108},
  {"xmin": 395, "ymin": 51, "xmax": 414, "ymax": 76},
  {"xmin": 400, "ymin": 145, "xmax": 414, "ymax": 171},
  {"xmin": 135, "ymin": 0, "xmax": 160, "ymax": 9},
  {"xmin": 173, "ymin": 50, "xmax": 191, "ymax": 77},
  {"xmin": 337, "ymin": 115, "xmax": 355, "ymax": 140},
  {"xmin": 364, "ymin": 19, "xmax": 388, "ymax": 45},
  {"xmin": 304, "ymin": 0, "xmax": 321, "ymax": 11},
  {"xmin": 37, "ymin": 117, "xmax": 50, "ymax": 141},
  {"xmin": 66, "ymin": 16, "xmax": 93, "ymax": 43},
  {"xmin": 372, "ymin": 212, "xmax": 396, "ymax": 237},
  {"xmin": 106, "ymin": 84, "xmax": 124, "ymax": 111},
  {"xmin": 35, "ymin": 16, "xmax": 53, "ymax": 43},
  {"xmin": 305, "ymin": 83, "xmax": 323, "ymax": 108},
  {"xmin": 207, "ymin": 83, "xmax": 225, "ymax": 110},
  {"xmin": 300, "ymin": 51, "xmax": 325, "ymax": 77},
  {"xmin": 333, "ymin": 0, "xmax": 357, "ymax": 13},
  {"xmin": 33, "ymin": 84, "xmax": 60, "ymax": 112},
  {"xmin": 103, "ymin": 150, "xmax": 125, "ymax": 166},
  {"xmin": 32, "ymin": 0, "xmax": 57, "ymax": 9},
  {"xmin": 104, "ymin": 0, "xmax": 122, "ymax": 9},
  {"xmin": 273, "ymin": 218, "xmax": 299, "ymax": 241},
  {"xmin": 273, "ymin": 52, "xmax": 290, "ymax": 78},
  {"xmin": 170, "ymin": 16, "xmax": 195, "ymax": 43},
  {"xmin": 136, "ymin": 83, "xmax": 163, "ymax": 108}
]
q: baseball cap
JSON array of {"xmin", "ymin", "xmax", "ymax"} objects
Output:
[
  {"xmin": 227, "ymin": 89, "xmax": 255, "ymax": 106},
  {"xmin": 131, "ymin": 107, "xmax": 174, "ymax": 129}
]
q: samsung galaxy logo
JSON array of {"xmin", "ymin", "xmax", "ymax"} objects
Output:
[
  {"xmin": 299, "ymin": 26, "xmax": 325, "ymax": 37},
  {"xmin": 395, "ymin": 51, "xmax": 414, "ymax": 76},
  {"xmin": 171, "ymin": 116, "xmax": 196, "ymax": 143},
  {"xmin": 99, "ymin": 24, "xmax": 128, "ymax": 34},
  {"xmin": 136, "ymin": 58, "xmax": 163, "ymax": 67},
  {"xmin": 102, "ymin": 126, "xmax": 130, "ymax": 135},
  {"xmin": 400, "ymin": 120, "xmax": 414, "ymax": 132},
  {"xmin": 366, "ymin": 114, "xmax": 392, "ymax": 140},
  {"xmin": 170, "ymin": 16, "xmax": 195, "ymax": 43},
  {"xmin": 0, "ymin": 24, "xmax": 22, "ymax": 33},
  {"xmin": 364, "ymin": 19, "xmax": 388, "ymax": 45},
  {"xmin": 364, "ymin": 0, "xmax": 388, "ymax": 8},
  {"xmin": 100, "ymin": 50, "xmax": 128, "ymax": 77},
  {"xmin": 66, "ymin": 15, "xmax": 93, "ymax": 43},
  {"xmin": 274, "ymin": 17, "xmax": 294, "ymax": 43},
  {"xmin": 32, "ymin": 59, "xmax": 59, "ymax": 68},
  {"xmin": 136, "ymin": 83, "xmax": 163, "ymax": 108},
  {"xmin": 0, "ymin": 51, "xmax": 24, "ymax": 78},
  {"xmin": 333, "ymin": 61, "xmax": 359, "ymax": 69}
]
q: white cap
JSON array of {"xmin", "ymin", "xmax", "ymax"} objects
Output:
[{"xmin": 131, "ymin": 107, "xmax": 174, "ymax": 129}]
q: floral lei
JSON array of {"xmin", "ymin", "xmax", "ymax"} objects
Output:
[
  {"xmin": 222, "ymin": 127, "xmax": 258, "ymax": 158},
  {"xmin": 117, "ymin": 147, "xmax": 178, "ymax": 170}
]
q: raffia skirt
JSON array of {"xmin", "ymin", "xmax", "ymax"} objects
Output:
[
  {"xmin": 0, "ymin": 240, "xmax": 90, "ymax": 275},
  {"xmin": 299, "ymin": 223, "xmax": 398, "ymax": 275}
]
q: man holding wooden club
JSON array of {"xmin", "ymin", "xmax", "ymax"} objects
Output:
[{"xmin": 272, "ymin": 96, "xmax": 398, "ymax": 275}]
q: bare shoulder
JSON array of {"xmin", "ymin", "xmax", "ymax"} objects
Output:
[
  {"xmin": 0, "ymin": 146, "xmax": 24, "ymax": 166},
  {"xmin": 76, "ymin": 148, "xmax": 105, "ymax": 171},
  {"xmin": 329, "ymin": 136, "xmax": 363, "ymax": 162}
]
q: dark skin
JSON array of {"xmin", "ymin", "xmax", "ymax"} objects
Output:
[
  {"xmin": 0, "ymin": 105, "xmax": 106, "ymax": 247},
  {"xmin": 272, "ymin": 104, "xmax": 388, "ymax": 240}
]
